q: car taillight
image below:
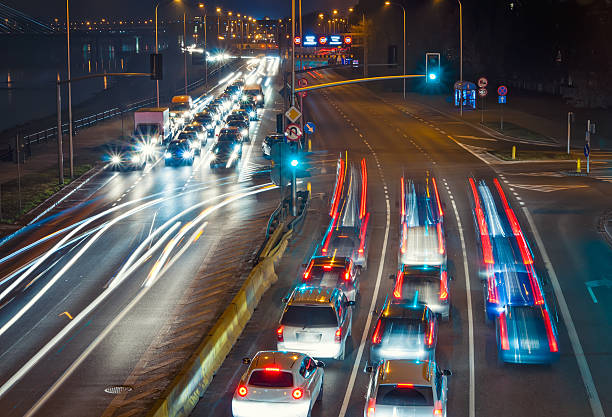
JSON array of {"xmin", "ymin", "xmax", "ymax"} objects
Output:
[
  {"xmin": 303, "ymin": 271, "xmax": 310, "ymax": 279},
  {"xmin": 425, "ymin": 321, "xmax": 435, "ymax": 347},
  {"xmin": 541, "ymin": 309, "xmax": 559, "ymax": 353},
  {"xmin": 372, "ymin": 320, "xmax": 382, "ymax": 344},
  {"xmin": 499, "ymin": 312, "xmax": 510, "ymax": 350},
  {"xmin": 393, "ymin": 270, "xmax": 404, "ymax": 299},
  {"xmin": 277, "ymin": 325, "xmax": 284, "ymax": 342},
  {"xmin": 335, "ymin": 327, "xmax": 342, "ymax": 342},
  {"xmin": 437, "ymin": 223, "xmax": 445, "ymax": 255},
  {"xmin": 292, "ymin": 387, "xmax": 304, "ymax": 400},
  {"xmin": 487, "ymin": 274, "xmax": 499, "ymax": 304},
  {"xmin": 433, "ymin": 400, "xmax": 443, "ymax": 416},
  {"xmin": 237, "ymin": 385, "xmax": 248, "ymax": 397},
  {"xmin": 344, "ymin": 269, "xmax": 351, "ymax": 281},
  {"xmin": 366, "ymin": 398, "xmax": 376, "ymax": 417},
  {"xmin": 440, "ymin": 270, "xmax": 448, "ymax": 301}
]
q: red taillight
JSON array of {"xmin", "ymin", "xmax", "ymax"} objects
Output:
[
  {"xmin": 372, "ymin": 320, "xmax": 382, "ymax": 344},
  {"xmin": 303, "ymin": 262, "xmax": 313, "ymax": 280},
  {"xmin": 400, "ymin": 223, "xmax": 408, "ymax": 254},
  {"xmin": 237, "ymin": 385, "xmax": 248, "ymax": 397},
  {"xmin": 358, "ymin": 212, "xmax": 370, "ymax": 255},
  {"xmin": 440, "ymin": 270, "xmax": 448, "ymax": 301},
  {"xmin": 400, "ymin": 176, "xmax": 406, "ymax": 218},
  {"xmin": 426, "ymin": 321, "xmax": 435, "ymax": 347},
  {"xmin": 366, "ymin": 398, "xmax": 376, "ymax": 417},
  {"xmin": 397, "ymin": 383, "xmax": 414, "ymax": 388},
  {"xmin": 330, "ymin": 158, "xmax": 345, "ymax": 217},
  {"xmin": 335, "ymin": 327, "xmax": 342, "ymax": 342},
  {"xmin": 321, "ymin": 212, "xmax": 339, "ymax": 254},
  {"xmin": 542, "ymin": 309, "xmax": 559, "ymax": 353},
  {"xmin": 292, "ymin": 387, "xmax": 304, "ymax": 400},
  {"xmin": 469, "ymin": 178, "xmax": 494, "ymax": 264},
  {"xmin": 432, "ymin": 177, "xmax": 443, "ymax": 218},
  {"xmin": 323, "ymin": 265, "xmax": 333, "ymax": 270},
  {"xmin": 527, "ymin": 267, "xmax": 545, "ymax": 306},
  {"xmin": 360, "ymin": 158, "xmax": 368, "ymax": 219},
  {"xmin": 393, "ymin": 270, "xmax": 404, "ymax": 299},
  {"xmin": 344, "ymin": 269, "xmax": 350, "ymax": 281},
  {"xmin": 437, "ymin": 223, "xmax": 445, "ymax": 255},
  {"xmin": 277, "ymin": 325, "xmax": 284, "ymax": 342},
  {"xmin": 303, "ymin": 271, "xmax": 310, "ymax": 279},
  {"xmin": 493, "ymin": 179, "xmax": 533, "ymax": 265},
  {"xmin": 499, "ymin": 312, "xmax": 510, "ymax": 350},
  {"xmin": 487, "ymin": 274, "xmax": 499, "ymax": 304},
  {"xmin": 265, "ymin": 366, "xmax": 281, "ymax": 372},
  {"xmin": 433, "ymin": 400, "xmax": 443, "ymax": 416}
]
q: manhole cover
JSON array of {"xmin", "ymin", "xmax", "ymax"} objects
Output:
[{"xmin": 104, "ymin": 385, "xmax": 133, "ymax": 394}]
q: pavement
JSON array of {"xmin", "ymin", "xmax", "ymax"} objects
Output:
[
  {"xmin": 0, "ymin": 57, "xmax": 287, "ymax": 416},
  {"xmin": 192, "ymin": 69, "xmax": 612, "ymax": 417}
]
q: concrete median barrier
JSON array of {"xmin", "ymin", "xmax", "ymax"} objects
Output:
[{"xmin": 147, "ymin": 225, "xmax": 294, "ymax": 417}]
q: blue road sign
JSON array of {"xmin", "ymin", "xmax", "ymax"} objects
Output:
[
  {"xmin": 305, "ymin": 122, "xmax": 316, "ymax": 135},
  {"xmin": 584, "ymin": 143, "xmax": 590, "ymax": 157},
  {"xmin": 498, "ymin": 95, "xmax": 507, "ymax": 104}
]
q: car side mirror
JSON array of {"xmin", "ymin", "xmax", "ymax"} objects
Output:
[
  {"xmin": 365, "ymin": 365, "xmax": 373, "ymax": 373},
  {"xmin": 389, "ymin": 274, "xmax": 395, "ymax": 280},
  {"xmin": 315, "ymin": 360, "xmax": 326, "ymax": 368},
  {"xmin": 242, "ymin": 357, "xmax": 251, "ymax": 365},
  {"xmin": 346, "ymin": 300, "xmax": 356, "ymax": 307},
  {"xmin": 281, "ymin": 297, "xmax": 289, "ymax": 304},
  {"xmin": 442, "ymin": 369, "xmax": 452, "ymax": 376}
]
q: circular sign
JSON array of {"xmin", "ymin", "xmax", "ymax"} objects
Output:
[
  {"xmin": 298, "ymin": 78, "xmax": 307, "ymax": 87},
  {"xmin": 497, "ymin": 85, "xmax": 508, "ymax": 96},
  {"xmin": 478, "ymin": 77, "xmax": 488, "ymax": 88},
  {"xmin": 293, "ymin": 36, "xmax": 301, "ymax": 45},
  {"xmin": 298, "ymin": 91, "xmax": 307, "ymax": 98},
  {"xmin": 478, "ymin": 88, "xmax": 487, "ymax": 97},
  {"xmin": 318, "ymin": 36, "xmax": 328, "ymax": 45},
  {"xmin": 343, "ymin": 36, "xmax": 352, "ymax": 45},
  {"xmin": 285, "ymin": 123, "xmax": 303, "ymax": 141}
]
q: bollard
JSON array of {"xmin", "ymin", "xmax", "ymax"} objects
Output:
[
  {"xmin": 577, "ymin": 158, "xmax": 581, "ymax": 173},
  {"xmin": 512, "ymin": 146, "xmax": 516, "ymax": 160},
  {"xmin": 307, "ymin": 181, "xmax": 312, "ymax": 195},
  {"xmin": 308, "ymin": 139, "xmax": 312, "ymax": 152}
]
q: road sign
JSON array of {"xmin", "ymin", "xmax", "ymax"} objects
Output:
[
  {"xmin": 498, "ymin": 95, "xmax": 507, "ymax": 104},
  {"xmin": 497, "ymin": 85, "xmax": 508, "ymax": 96},
  {"xmin": 584, "ymin": 143, "xmax": 590, "ymax": 157},
  {"xmin": 478, "ymin": 88, "xmax": 488, "ymax": 97},
  {"xmin": 298, "ymin": 78, "xmax": 307, "ymax": 87},
  {"xmin": 293, "ymin": 36, "xmax": 301, "ymax": 45},
  {"xmin": 305, "ymin": 122, "xmax": 316, "ymax": 135},
  {"xmin": 298, "ymin": 91, "xmax": 307, "ymax": 98},
  {"xmin": 285, "ymin": 106, "xmax": 302, "ymax": 123},
  {"xmin": 343, "ymin": 36, "xmax": 352, "ymax": 45},
  {"xmin": 285, "ymin": 123, "xmax": 303, "ymax": 141},
  {"xmin": 478, "ymin": 77, "xmax": 488, "ymax": 88}
]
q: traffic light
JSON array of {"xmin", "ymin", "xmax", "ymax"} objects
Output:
[
  {"xmin": 150, "ymin": 53, "xmax": 163, "ymax": 80},
  {"xmin": 425, "ymin": 52, "xmax": 440, "ymax": 83}
]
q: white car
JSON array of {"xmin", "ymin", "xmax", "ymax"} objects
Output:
[
  {"xmin": 364, "ymin": 359, "xmax": 450, "ymax": 417},
  {"xmin": 232, "ymin": 350, "xmax": 324, "ymax": 417}
]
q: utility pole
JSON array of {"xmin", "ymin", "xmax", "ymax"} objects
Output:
[
  {"xmin": 183, "ymin": 11, "xmax": 187, "ymax": 94},
  {"xmin": 56, "ymin": 74, "xmax": 64, "ymax": 185},
  {"xmin": 567, "ymin": 111, "xmax": 573, "ymax": 154},
  {"xmin": 362, "ymin": 13, "xmax": 367, "ymax": 78},
  {"xmin": 204, "ymin": 11, "xmax": 208, "ymax": 87},
  {"xmin": 16, "ymin": 133, "xmax": 22, "ymax": 212},
  {"xmin": 291, "ymin": 0, "xmax": 295, "ymax": 107}
]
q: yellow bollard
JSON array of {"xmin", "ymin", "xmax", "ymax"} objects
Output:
[
  {"xmin": 307, "ymin": 182, "xmax": 312, "ymax": 195},
  {"xmin": 308, "ymin": 139, "xmax": 312, "ymax": 152},
  {"xmin": 512, "ymin": 146, "xmax": 516, "ymax": 160},
  {"xmin": 577, "ymin": 158, "xmax": 581, "ymax": 173}
]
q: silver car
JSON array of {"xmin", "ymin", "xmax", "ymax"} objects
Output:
[
  {"xmin": 364, "ymin": 359, "xmax": 450, "ymax": 417},
  {"xmin": 278, "ymin": 286, "xmax": 354, "ymax": 360},
  {"xmin": 232, "ymin": 351, "xmax": 324, "ymax": 417},
  {"xmin": 390, "ymin": 265, "xmax": 450, "ymax": 320}
]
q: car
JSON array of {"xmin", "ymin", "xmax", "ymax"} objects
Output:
[
  {"xmin": 210, "ymin": 140, "xmax": 242, "ymax": 169},
  {"xmin": 369, "ymin": 301, "xmax": 437, "ymax": 365},
  {"xmin": 226, "ymin": 119, "xmax": 250, "ymax": 141},
  {"xmin": 218, "ymin": 128, "xmax": 244, "ymax": 143},
  {"xmin": 484, "ymin": 264, "xmax": 544, "ymax": 323},
  {"xmin": 496, "ymin": 305, "xmax": 560, "ymax": 364},
  {"xmin": 230, "ymin": 109, "xmax": 250, "ymax": 123},
  {"xmin": 231, "ymin": 350, "xmax": 324, "ymax": 417},
  {"xmin": 390, "ymin": 265, "xmax": 450, "ymax": 320},
  {"xmin": 183, "ymin": 122, "xmax": 207, "ymax": 143},
  {"xmin": 193, "ymin": 112, "xmax": 217, "ymax": 136},
  {"xmin": 320, "ymin": 224, "xmax": 369, "ymax": 270},
  {"xmin": 244, "ymin": 84, "xmax": 265, "ymax": 107},
  {"xmin": 300, "ymin": 257, "xmax": 359, "ymax": 302},
  {"xmin": 262, "ymin": 134, "xmax": 284, "ymax": 159},
  {"xmin": 364, "ymin": 359, "xmax": 450, "ymax": 417},
  {"xmin": 107, "ymin": 145, "xmax": 146, "ymax": 171},
  {"xmin": 208, "ymin": 102, "xmax": 225, "ymax": 117},
  {"xmin": 278, "ymin": 286, "xmax": 354, "ymax": 360},
  {"xmin": 177, "ymin": 131, "xmax": 201, "ymax": 155},
  {"xmin": 164, "ymin": 139, "xmax": 194, "ymax": 166}
]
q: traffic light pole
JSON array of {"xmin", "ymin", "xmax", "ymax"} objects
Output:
[{"xmin": 291, "ymin": 166, "xmax": 297, "ymax": 216}]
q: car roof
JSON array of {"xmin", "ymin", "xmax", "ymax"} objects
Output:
[
  {"xmin": 169, "ymin": 139, "xmax": 189, "ymax": 146},
  {"xmin": 380, "ymin": 302, "xmax": 429, "ymax": 320},
  {"xmin": 251, "ymin": 351, "xmax": 304, "ymax": 372},
  {"xmin": 289, "ymin": 286, "xmax": 339, "ymax": 305},
  {"xmin": 309, "ymin": 256, "xmax": 350, "ymax": 268},
  {"xmin": 378, "ymin": 360, "xmax": 433, "ymax": 386}
]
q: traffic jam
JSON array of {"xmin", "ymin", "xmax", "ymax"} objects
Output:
[
  {"xmin": 103, "ymin": 57, "xmax": 276, "ymax": 172},
  {"xmin": 231, "ymin": 157, "xmax": 560, "ymax": 416}
]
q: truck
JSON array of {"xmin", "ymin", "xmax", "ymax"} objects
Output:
[
  {"xmin": 169, "ymin": 95, "xmax": 193, "ymax": 122},
  {"xmin": 243, "ymin": 84, "xmax": 264, "ymax": 108},
  {"xmin": 133, "ymin": 107, "xmax": 171, "ymax": 147}
]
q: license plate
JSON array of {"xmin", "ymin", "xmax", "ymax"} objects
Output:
[{"xmin": 297, "ymin": 333, "xmax": 322, "ymax": 343}]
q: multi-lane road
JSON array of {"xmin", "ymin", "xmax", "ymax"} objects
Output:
[{"xmin": 194, "ymin": 69, "xmax": 611, "ymax": 417}]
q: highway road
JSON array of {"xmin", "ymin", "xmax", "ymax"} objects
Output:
[
  {"xmin": 194, "ymin": 69, "xmax": 610, "ymax": 417},
  {"xmin": 0, "ymin": 57, "xmax": 285, "ymax": 416}
]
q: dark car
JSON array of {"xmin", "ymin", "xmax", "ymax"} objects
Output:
[
  {"xmin": 300, "ymin": 256, "xmax": 359, "ymax": 302},
  {"xmin": 165, "ymin": 139, "xmax": 194, "ymax": 166},
  {"xmin": 218, "ymin": 128, "xmax": 243, "ymax": 143},
  {"xmin": 226, "ymin": 119, "xmax": 250, "ymax": 141},
  {"xmin": 210, "ymin": 140, "xmax": 242, "ymax": 169},
  {"xmin": 193, "ymin": 112, "xmax": 217, "ymax": 136},
  {"xmin": 183, "ymin": 122, "xmax": 207, "ymax": 145},
  {"xmin": 262, "ymin": 134, "xmax": 284, "ymax": 159},
  {"xmin": 241, "ymin": 102, "xmax": 258, "ymax": 120},
  {"xmin": 177, "ymin": 131, "xmax": 201, "ymax": 155},
  {"xmin": 106, "ymin": 144, "xmax": 146, "ymax": 171}
]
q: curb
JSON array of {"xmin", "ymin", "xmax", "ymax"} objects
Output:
[{"xmin": 146, "ymin": 224, "xmax": 295, "ymax": 417}]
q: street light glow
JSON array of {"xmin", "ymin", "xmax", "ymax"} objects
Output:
[
  {"xmin": 429, "ymin": 73, "xmax": 437, "ymax": 80},
  {"xmin": 290, "ymin": 159, "xmax": 299, "ymax": 167}
]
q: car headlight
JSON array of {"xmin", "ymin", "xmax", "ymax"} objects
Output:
[
  {"xmin": 111, "ymin": 155, "xmax": 121, "ymax": 164},
  {"xmin": 182, "ymin": 150, "xmax": 194, "ymax": 159},
  {"xmin": 131, "ymin": 155, "xmax": 141, "ymax": 163},
  {"xmin": 241, "ymin": 129, "xmax": 248, "ymax": 136},
  {"xmin": 257, "ymin": 94, "xmax": 262, "ymax": 100},
  {"xmin": 165, "ymin": 152, "xmax": 172, "ymax": 158},
  {"xmin": 249, "ymin": 111, "xmax": 255, "ymax": 117},
  {"xmin": 141, "ymin": 144, "xmax": 155, "ymax": 156}
]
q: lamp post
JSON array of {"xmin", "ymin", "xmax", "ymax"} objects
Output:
[
  {"xmin": 384, "ymin": 1, "xmax": 406, "ymax": 100},
  {"xmin": 216, "ymin": 7, "xmax": 221, "ymax": 37},
  {"xmin": 183, "ymin": 11, "xmax": 187, "ymax": 94},
  {"xmin": 65, "ymin": 0, "xmax": 74, "ymax": 178},
  {"xmin": 457, "ymin": 0, "xmax": 463, "ymax": 116}
]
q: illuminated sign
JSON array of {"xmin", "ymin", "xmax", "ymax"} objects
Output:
[
  {"xmin": 318, "ymin": 36, "xmax": 328, "ymax": 46},
  {"xmin": 329, "ymin": 35, "xmax": 342, "ymax": 46},
  {"xmin": 293, "ymin": 36, "xmax": 301, "ymax": 45},
  {"xmin": 303, "ymin": 35, "xmax": 317, "ymax": 46},
  {"xmin": 343, "ymin": 36, "xmax": 352, "ymax": 45}
]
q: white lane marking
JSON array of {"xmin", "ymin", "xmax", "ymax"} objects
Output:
[
  {"xmin": 521, "ymin": 207, "xmax": 605, "ymax": 417},
  {"xmin": 449, "ymin": 195, "xmax": 475, "ymax": 417}
]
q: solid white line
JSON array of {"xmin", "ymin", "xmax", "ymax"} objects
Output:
[
  {"xmin": 449, "ymin": 197, "xmax": 476, "ymax": 417},
  {"xmin": 521, "ymin": 207, "xmax": 605, "ymax": 417}
]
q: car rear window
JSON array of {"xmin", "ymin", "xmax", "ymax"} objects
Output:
[
  {"xmin": 281, "ymin": 306, "xmax": 338, "ymax": 327},
  {"xmin": 248, "ymin": 370, "xmax": 294, "ymax": 388},
  {"xmin": 376, "ymin": 384, "xmax": 434, "ymax": 406},
  {"xmin": 380, "ymin": 318, "xmax": 424, "ymax": 338}
]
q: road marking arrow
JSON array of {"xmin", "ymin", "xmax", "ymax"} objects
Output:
[
  {"xmin": 59, "ymin": 311, "xmax": 73, "ymax": 320},
  {"xmin": 585, "ymin": 279, "xmax": 612, "ymax": 303}
]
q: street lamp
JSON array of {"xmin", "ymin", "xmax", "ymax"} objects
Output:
[
  {"xmin": 384, "ymin": 1, "xmax": 406, "ymax": 100},
  {"xmin": 216, "ymin": 7, "xmax": 221, "ymax": 36},
  {"xmin": 65, "ymin": 0, "xmax": 74, "ymax": 178}
]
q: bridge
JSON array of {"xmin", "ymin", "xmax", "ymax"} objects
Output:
[{"xmin": 0, "ymin": 2, "xmax": 54, "ymax": 34}]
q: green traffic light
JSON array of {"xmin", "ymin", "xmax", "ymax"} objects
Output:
[{"xmin": 290, "ymin": 159, "xmax": 299, "ymax": 167}]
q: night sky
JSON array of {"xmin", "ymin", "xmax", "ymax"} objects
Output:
[{"xmin": 6, "ymin": 0, "xmax": 356, "ymax": 20}]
